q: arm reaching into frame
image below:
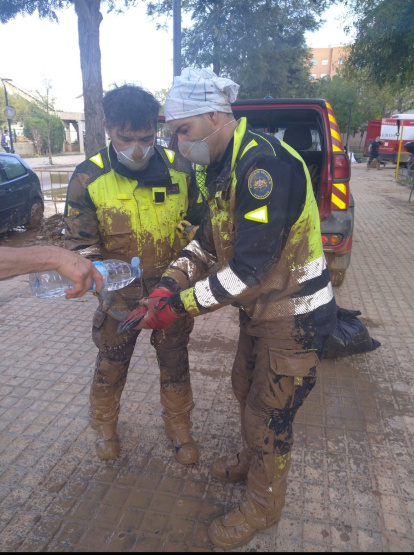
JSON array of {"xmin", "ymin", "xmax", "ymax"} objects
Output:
[{"xmin": 0, "ymin": 246, "xmax": 104, "ymax": 298}]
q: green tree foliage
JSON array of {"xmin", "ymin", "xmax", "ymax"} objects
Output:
[
  {"xmin": 153, "ymin": 88, "xmax": 172, "ymax": 137},
  {"xmin": 0, "ymin": 0, "xmax": 139, "ymax": 158},
  {"xmin": 153, "ymin": 88, "xmax": 170, "ymax": 115},
  {"xmin": 312, "ymin": 75, "xmax": 359, "ymax": 133},
  {"xmin": 0, "ymin": 91, "xmax": 32, "ymax": 131},
  {"xmin": 344, "ymin": 0, "xmax": 414, "ymax": 86},
  {"xmin": 147, "ymin": 0, "xmax": 334, "ymax": 98},
  {"xmin": 311, "ymin": 72, "xmax": 414, "ymax": 142},
  {"xmin": 24, "ymin": 107, "xmax": 65, "ymax": 155}
]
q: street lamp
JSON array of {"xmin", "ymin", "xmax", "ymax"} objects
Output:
[
  {"xmin": 172, "ymin": 0, "xmax": 181, "ymax": 79},
  {"xmin": 0, "ymin": 77, "xmax": 15, "ymax": 154},
  {"xmin": 345, "ymin": 100, "xmax": 353, "ymax": 160}
]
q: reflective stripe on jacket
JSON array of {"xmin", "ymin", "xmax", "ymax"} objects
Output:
[{"xmin": 165, "ymin": 118, "xmax": 336, "ymax": 336}]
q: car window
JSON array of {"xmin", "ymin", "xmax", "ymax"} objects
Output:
[
  {"xmin": 257, "ymin": 125, "xmax": 322, "ymax": 151},
  {"xmin": 156, "ymin": 137, "xmax": 169, "ymax": 148},
  {"xmin": 0, "ymin": 156, "xmax": 28, "ymax": 180}
]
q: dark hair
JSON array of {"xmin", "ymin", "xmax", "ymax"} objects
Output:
[{"xmin": 102, "ymin": 84, "xmax": 160, "ymax": 131}]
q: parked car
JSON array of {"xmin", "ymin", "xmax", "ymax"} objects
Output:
[
  {"xmin": 159, "ymin": 98, "xmax": 354, "ymax": 287},
  {"xmin": 0, "ymin": 152, "xmax": 44, "ymax": 234}
]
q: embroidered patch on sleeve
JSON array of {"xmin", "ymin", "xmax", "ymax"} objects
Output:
[{"xmin": 248, "ymin": 169, "xmax": 273, "ymax": 199}]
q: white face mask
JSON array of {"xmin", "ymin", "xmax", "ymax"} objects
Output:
[
  {"xmin": 115, "ymin": 142, "xmax": 155, "ymax": 171},
  {"xmin": 178, "ymin": 119, "xmax": 236, "ymax": 166}
]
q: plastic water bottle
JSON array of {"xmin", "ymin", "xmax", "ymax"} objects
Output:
[{"xmin": 29, "ymin": 257, "xmax": 141, "ymax": 299}]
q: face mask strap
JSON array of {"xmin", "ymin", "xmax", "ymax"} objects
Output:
[
  {"xmin": 203, "ymin": 118, "xmax": 236, "ymax": 143},
  {"xmin": 186, "ymin": 118, "xmax": 236, "ymax": 156}
]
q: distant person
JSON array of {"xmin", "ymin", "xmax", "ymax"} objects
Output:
[
  {"xmin": 0, "ymin": 245, "xmax": 104, "ymax": 297},
  {"xmin": 1, "ymin": 130, "xmax": 10, "ymax": 153},
  {"xmin": 367, "ymin": 136, "xmax": 383, "ymax": 169}
]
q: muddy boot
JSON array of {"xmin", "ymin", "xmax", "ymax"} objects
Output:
[
  {"xmin": 210, "ymin": 448, "xmax": 251, "ymax": 483},
  {"xmin": 209, "ymin": 455, "xmax": 290, "ymax": 550},
  {"xmin": 164, "ymin": 414, "xmax": 199, "ymax": 465},
  {"xmin": 211, "ymin": 397, "xmax": 252, "ymax": 483},
  {"xmin": 208, "ymin": 507, "xmax": 258, "ymax": 550},
  {"xmin": 93, "ymin": 423, "xmax": 120, "ymax": 461}
]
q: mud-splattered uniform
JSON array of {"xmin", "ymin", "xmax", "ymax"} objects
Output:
[
  {"xmin": 158, "ymin": 118, "xmax": 337, "ymax": 526},
  {"xmin": 64, "ymin": 143, "xmax": 206, "ymax": 459}
]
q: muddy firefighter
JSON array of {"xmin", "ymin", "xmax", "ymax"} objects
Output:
[
  {"xmin": 119, "ymin": 68, "xmax": 338, "ymax": 549},
  {"xmin": 64, "ymin": 85, "xmax": 206, "ymax": 464}
]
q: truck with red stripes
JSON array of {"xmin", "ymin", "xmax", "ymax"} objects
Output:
[
  {"xmin": 230, "ymin": 99, "xmax": 354, "ymax": 287},
  {"xmin": 364, "ymin": 114, "xmax": 414, "ymax": 165}
]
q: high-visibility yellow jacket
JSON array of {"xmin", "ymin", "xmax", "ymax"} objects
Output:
[{"xmin": 65, "ymin": 143, "xmax": 205, "ymax": 279}]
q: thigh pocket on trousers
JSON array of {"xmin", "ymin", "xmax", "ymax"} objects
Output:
[
  {"xmin": 92, "ymin": 308, "xmax": 108, "ymax": 348},
  {"xmin": 93, "ymin": 308, "xmax": 107, "ymax": 330},
  {"xmin": 267, "ymin": 348, "xmax": 319, "ymax": 411}
]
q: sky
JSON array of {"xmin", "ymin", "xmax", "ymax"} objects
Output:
[{"xmin": 0, "ymin": 3, "xmax": 353, "ymax": 113}]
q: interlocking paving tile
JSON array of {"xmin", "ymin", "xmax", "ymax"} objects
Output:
[{"xmin": 0, "ymin": 164, "xmax": 414, "ymax": 551}]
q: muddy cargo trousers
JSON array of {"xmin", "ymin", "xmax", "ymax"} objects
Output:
[
  {"xmin": 89, "ymin": 280, "xmax": 197, "ymax": 464},
  {"xmin": 208, "ymin": 318, "xmax": 319, "ymax": 549}
]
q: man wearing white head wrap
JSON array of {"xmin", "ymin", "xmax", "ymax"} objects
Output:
[
  {"xmin": 120, "ymin": 68, "xmax": 337, "ymax": 549},
  {"xmin": 165, "ymin": 67, "xmax": 239, "ymax": 121}
]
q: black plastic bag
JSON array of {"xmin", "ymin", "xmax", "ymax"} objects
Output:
[{"xmin": 321, "ymin": 307, "xmax": 381, "ymax": 359}]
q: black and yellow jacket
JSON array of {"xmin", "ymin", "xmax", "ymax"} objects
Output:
[
  {"xmin": 64, "ymin": 143, "xmax": 206, "ymax": 279},
  {"xmin": 160, "ymin": 118, "xmax": 337, "ymax": 338}
]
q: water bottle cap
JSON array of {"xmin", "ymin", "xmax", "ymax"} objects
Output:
[{"xmin": 131, "ymin": 256, "xmax": 141, "ymax": 278}]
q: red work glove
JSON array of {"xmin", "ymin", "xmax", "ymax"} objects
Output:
[
  {"xmin": 117, "ymin": 288, "xmax": 177, "ymax": 334},
  {"xmin": 144, "ymin": 294, "xmax": 179, "ymax": 330},
  {"xmin": 117, "ymin": 306, "xmax": 148, "ymax": 334}
]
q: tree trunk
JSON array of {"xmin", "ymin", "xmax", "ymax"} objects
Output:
[
  {"xmin": 46, "ymin": 89, "xmax": 53, "ymax": 165},
  {"xmin": 32, "ymin": 128, "xmax": 42, "ymax": 156},
  {"xmin": 47, "ymin": 118, "xmax": 53, "ymax": 165},
  {"xmin": 74, "ymin": 0, "xmax": 106, "ymax": 159}
]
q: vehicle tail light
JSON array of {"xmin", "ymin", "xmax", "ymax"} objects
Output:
[
  {"xmin": 331, "ymin": 153, "xmax": 350, "ymax": 210},
  {"xmin": 332, "ymin": 153, "xmax": 350, "ymax": 181},
  {"xmin": 322, "ymin": 234, "xmax": 343, "ymax": 246}
]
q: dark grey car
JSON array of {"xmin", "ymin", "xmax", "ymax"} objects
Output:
[{"xmin": 0, "ymin": 153, "xmax": 44, "ymax": 234}]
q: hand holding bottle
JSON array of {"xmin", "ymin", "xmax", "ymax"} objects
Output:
[
  {"xmin": 30, "ymin": 257, "xmax": 141, "ymax": 299},
  {"xmin": 55, "ymin": 253, "xmax": 104, "ymax": 299},
  {"xmin": 0, "ymin": 246, "xmax": 103, "ymax": 298}
]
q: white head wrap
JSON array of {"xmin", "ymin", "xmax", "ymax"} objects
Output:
[{"xmin": 165, "ymin": 67, "xmax": 240, "ymax": 122}]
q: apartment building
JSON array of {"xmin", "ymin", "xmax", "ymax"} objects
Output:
[{"xmin": 309, "ymin": 46, "xmax": 350, "ymax": 80}]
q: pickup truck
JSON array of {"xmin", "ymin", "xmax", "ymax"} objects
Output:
[{"xmin": 161, "ymin": 97, "xmax": 354, "ymax": 287}]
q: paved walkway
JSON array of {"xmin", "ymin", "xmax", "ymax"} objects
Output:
[
  {"xmin": 23, "ymin": 154, "xmax": 86, "ymax": 170},
  {"xmin": 0, "ymin": 164, "xmax": 413, "ymax": 551}
]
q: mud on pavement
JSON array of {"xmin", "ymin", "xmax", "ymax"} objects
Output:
[
  {"xmin": 0, "ymin": 162, "xmax": 413, "ymax": 551},
  {"xmin": 0, "ymin": 214, "xmax": 65, "ymax": 249}
]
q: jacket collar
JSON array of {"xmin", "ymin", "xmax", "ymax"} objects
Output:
[{"xmin": 205, "ymin": 118, "xmax": 249, "ymax": 194}]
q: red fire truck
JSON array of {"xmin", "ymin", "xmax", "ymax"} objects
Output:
[{"xmin": 364, "ymin": 114, "xmax": 414, "ymax": 165}]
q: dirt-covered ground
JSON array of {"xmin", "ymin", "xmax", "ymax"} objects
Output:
[{"xmin": 0, "ymin": 213, "xmax": 65, "ymax": 249}]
